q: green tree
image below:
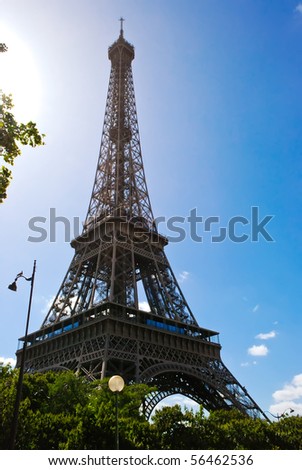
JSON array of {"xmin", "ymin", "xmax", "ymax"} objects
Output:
[
  {"xmin": 0, "ymin": 93, "xmax": 45, "ymax": 203},
  {"xmin": 0, "ymin": 364, "xmax": 16, "ymax": 449},
  {"xmin": 72, "ymin": 379, "xmax": 155, "ymax": 450},
  {"xmin": 0, "ymin": 368, "xmax": 90, "ymax": 449},
  {"xmin": 1, "ymin": 367, "xmax": 302, "ymax": 450},
  {"xmin": 151, "ymin": 404, "xmax": 207, "ymax": 449},
  {"xmin": 204, "ymin": 409, "xmax": 272, "ymax": 450},
  {"xmin": 271, "ymin": 416, "xmax": 302, "ymax": 450},
  {"xmin": 0, "ymin": 369, "xmax": 155, "ymax": 450}
]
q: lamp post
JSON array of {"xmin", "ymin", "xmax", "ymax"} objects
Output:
[
  {"xmin": 108, "ymin": 375, "xmax": 125, "ymax": 450},
  {"xmin": 266, "ymin": 408, "xmax": 295, "ymax": 421},
  {"xmin": 8, "ymin": 260, "xmax": 36, "ymax": 449}
]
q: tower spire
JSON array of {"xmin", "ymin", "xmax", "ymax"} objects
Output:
[{"xmin": 119, "ymin": 17, "xmax": 125, "ymax": 37}]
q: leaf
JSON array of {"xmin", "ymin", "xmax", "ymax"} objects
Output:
[{"xmin": 0, "ymin": 93, "xmax": 45, "ymax": 202}]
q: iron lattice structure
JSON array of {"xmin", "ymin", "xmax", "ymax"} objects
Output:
[{"xmin": 16, "ymin": 26, "xmax": 268, "ymax": 420}]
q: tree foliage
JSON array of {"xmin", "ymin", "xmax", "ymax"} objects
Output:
[
  {"xmin": 0, "ymin": 366, "xmax": 301, "ymax": 450},
  {"xmin": 0, "ymin": 93, "xmax": 45, "ymax": 203}
]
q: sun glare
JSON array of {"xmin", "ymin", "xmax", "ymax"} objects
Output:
[{"xmin": 0, "ymin": 23, "xmax": 42, "ymax": 122}]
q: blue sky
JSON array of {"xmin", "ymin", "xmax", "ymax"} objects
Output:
[{"xmin": 1, "ymin": 0, "xmax": 302, "ymax": 418}]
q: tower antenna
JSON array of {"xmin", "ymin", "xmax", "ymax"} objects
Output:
[{"xmin": 119, "ymin": 17, "xmax": 125, "ymax": 37}]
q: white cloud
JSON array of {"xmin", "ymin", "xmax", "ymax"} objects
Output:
[
  {"xmin": 43, "ymin": 296, "xmax": 55, "ymax": 314},
  {"xmin": 270, "ymin": 373, "xmax": 302, "ymax": 417},
  {"xmin": 270, "ymin": 401, "xmax": 302, "ymax": 417},
  {"xmin": 0, "ymin": 356, "xmax": 16, "ymax": 367},
  {"xmin": 152, "ymin": 394, "xmax": 200, "ymax": 415},
  {"xmin": 139, "ymin": 301, "xmax": 150, "ymax": 312},
  {"xmin": 252, "ymin": 304, "xmax": 259, "ymax": 313},
  {"xmin": 295, "ymin": 3, "xmax": 302, "ymax": 14},
  {"xmin": 178, "ymin": 271, "xmax": 189, "ymax": 283},
  {"xmin": 240, "ymin": 361, "xmax": 257, "ymax": 367},
  {"xmin": 272, "ymin": 374, "xmax": 302, "ymax": 402},
  {"xmin": 255, "ymin": 330, "xmax": 276, "ymax": 340},
  {"xmin": 247, "ymin": 344, "xmax": 269, "ymax": 356},
  {"xmin": 35, "ymin": 294, "xmax": 55, "ymax": 315}
]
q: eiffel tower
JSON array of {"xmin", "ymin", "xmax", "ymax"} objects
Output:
[{"xmin": 16, "ymin": 22, "xmax": 267, "ymax": 420}]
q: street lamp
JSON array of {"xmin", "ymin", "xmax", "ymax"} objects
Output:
[
  {"xmin": 267, "ymin": 408, "xmax": 295, "ymax": 421},
  {"xmin": 108, "ymin": 375, "xmax": 125, "ymax": 450},
  {"xmin": 8, "ymin": 260, "xmax": 36, "ymax": 449}
]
